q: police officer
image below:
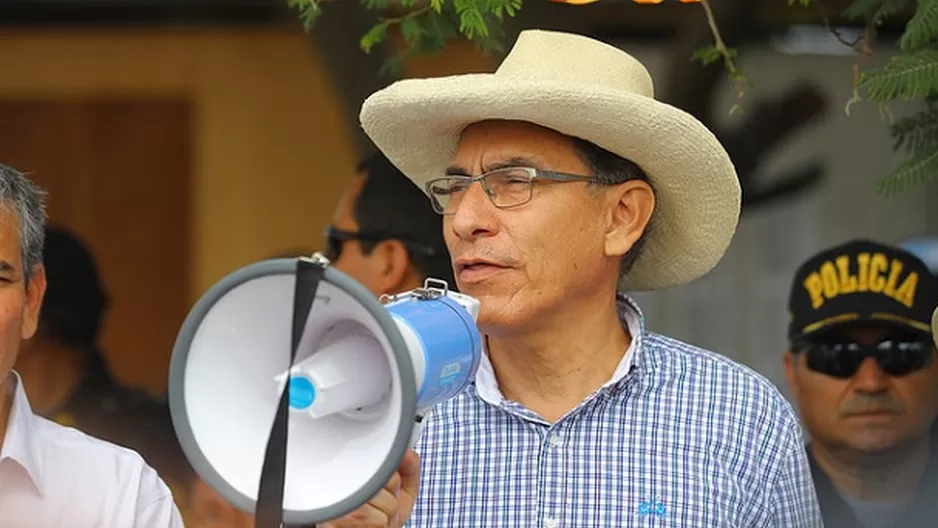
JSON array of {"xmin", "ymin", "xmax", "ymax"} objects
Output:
[
  {"xmin": 14, "ymin": 225, "xmax": 194, "ymax": 517},
  {"xmin": 783, "ymin": 239, "xmax": 938, "ymax": 528}
]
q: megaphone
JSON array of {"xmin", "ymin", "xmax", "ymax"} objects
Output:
[{"xmin": 168, "ymin": 254, "xmax": 483, "ymax": 526}]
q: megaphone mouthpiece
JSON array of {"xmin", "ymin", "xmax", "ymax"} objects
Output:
[{"xmin": 278, "ymin": 322, "xmax": 392, "ymax": 420}]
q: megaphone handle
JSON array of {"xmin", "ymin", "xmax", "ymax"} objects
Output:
[{"xmin": 409, "ymin": 411, "xmax": 428, "ymax": 448}]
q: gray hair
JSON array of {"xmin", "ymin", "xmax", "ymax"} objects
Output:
[
  {"xmin": 0, "ymin": 164, "xmax": 48, "ymax": 280},
  {"xmin": 572, "ymin": 137, "xmax": 656, "ymax": 276}
]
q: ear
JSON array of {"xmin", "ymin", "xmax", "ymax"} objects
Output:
[
  {"xmin": 370, "ymin": 240, "xmax": 413, "ymax": 295},
  {"xmin": 21, "ymin": 264, "xmax": 47, "ymax": 340},
  {"xmin": 604, "ymin": 180, "xmax": 656, "ymax": 258}
]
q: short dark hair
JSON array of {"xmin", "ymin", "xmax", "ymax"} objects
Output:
[
  {"xmin": 40, "ymin": 225, "xmax": 109, "ymax": 349},
  {"xmin": 39, "ymin": 225, "xmax": 115, "ymax": 386},
  {"xmin": 571, "ymin": 137, "xmax": 655, "ymax": 276},
  {"xmin": 354, "ymin": 151, "xmax": 456, "ymax": 289}
]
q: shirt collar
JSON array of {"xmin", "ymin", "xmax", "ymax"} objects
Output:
[
  {"xmin": 474, "ymin": 292, "xmax": 646, "ymax": 406},
  {"xmin": 1, "ymin": 371, "xmax": 45, "ymax": 494}
]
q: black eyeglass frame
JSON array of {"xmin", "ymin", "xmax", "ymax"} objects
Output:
[
  {"xmin": 790, "ymin": 335, "xmax": 936, "ymax": 379},
  {"xmin": 423, "ymin": 166, "xmax": 603, "ymax": 215},
  {"xmin": 323, "ymin": 226, "xmax": 438, "ymax": 261}
]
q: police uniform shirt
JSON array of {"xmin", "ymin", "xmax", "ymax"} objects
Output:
[
  {"xmin": 0, "ymin": 372, "xmax": 184, "ymax": 528},
  {"xmin": 807, "ymin": 444, "xmax": 938, "ymax": 528}
]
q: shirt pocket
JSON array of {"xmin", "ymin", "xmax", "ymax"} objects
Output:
[{"xmin": 600, "ymin": 440, "xmax": 747, "ymax": 527}]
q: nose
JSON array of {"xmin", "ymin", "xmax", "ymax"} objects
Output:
[
  {"xmin": 448, "ymin": 181, "xmax": 498, "ymax": 241},
  {"xmin": 851, "ymin": 357, "xmax": 890, "ymax": 394}
]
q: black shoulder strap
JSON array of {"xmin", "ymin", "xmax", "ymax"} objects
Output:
[{"xmin": 255, "ymin": 258, "xmax": 325, "ymax": 528}]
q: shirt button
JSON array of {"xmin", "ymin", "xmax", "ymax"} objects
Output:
[
  {"xmin": 548, "ymin": 434, "xmax": 563, "ymax": 448},
  {"xmin": 544, "ymin": 516, "xmax": 560, "ymax": 528}
]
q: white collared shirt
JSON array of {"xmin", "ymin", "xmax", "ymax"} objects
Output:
[
  {"xmin": 0, "ymin": 372, "xmax": 184, "ymax": 528},
  {"xmin": 472, "ymin": 296, "xmax": 640, "ymax": 407}
]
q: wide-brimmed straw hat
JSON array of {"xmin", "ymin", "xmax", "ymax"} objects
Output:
[{"xmin": 359, "ymin": 29, "xmax": 741, "ymax": 291}]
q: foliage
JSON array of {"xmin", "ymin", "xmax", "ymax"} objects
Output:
[
  {"xmin": 781, "ymin": 0, "xmax": 937, "ymax": 196},
  {"xmin": 285, "ymin": 0, "xmax": 937, "ymax": 196},
  {"xmin": 287, "ymin": 0, "xmax": 519, "ymax": 77}
]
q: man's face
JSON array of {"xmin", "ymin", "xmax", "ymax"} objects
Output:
[
  {"xmin": 327, "ymin": 174, "xmax": 418, "ymax": 297},
  {"xmin": 0, "ymin": 212, "xmax": 45, "ymax": 389},
  {"xmin": 443, "ymin": 120, "xmax": 651, "ymax": 335},
  {"xmin": 784, "ymin": 323, "xmax": 938, "ymax": 454},
  {"xmin": 328, "ymin": 174, "xmax": 383, "ymax": 294}
]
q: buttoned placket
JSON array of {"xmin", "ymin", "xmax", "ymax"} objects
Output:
[
  {"xmin": 540, "ymin": 423, "xmax": 566, "ymax": 528},
  {"xmin": 504, "ymin": 384, "xmax": 616, "ymax": 528}
]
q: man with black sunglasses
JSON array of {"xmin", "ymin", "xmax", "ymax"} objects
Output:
[
  {"xmin": 784, "ymin": 239, "xmax": 938, "ymax": 528},
  {"xmin": 323, "ymin": 151, "xmax": 455, "ymax": 295}
]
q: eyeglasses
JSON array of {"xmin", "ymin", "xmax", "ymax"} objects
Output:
[
  {"xmin": 793, "ymin": 336, "xmax": 935, "ymax": 379},
  {"xmin": 424, "ymin": 166, "xmax": 601, "ymax": 215},
  {"xmin": 323, "ymin": 226, "xmax": 437, "ymax": 261}
]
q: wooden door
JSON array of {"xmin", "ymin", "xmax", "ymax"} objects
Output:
[{"xmin": 0, "ymin": 99, "xmax": 191, "ymax": 397}]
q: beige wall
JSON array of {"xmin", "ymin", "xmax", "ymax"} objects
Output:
[
  {"xmin": 0, "ymin": 27, "xmax": 358, "ymax": 302},
  {"xmin": 0, "ymin": 27, "xmax": 495, "ymax": 303},
  {"xmin": 0, "ymin": 26, "xmax": 493, "ymax": 393}
]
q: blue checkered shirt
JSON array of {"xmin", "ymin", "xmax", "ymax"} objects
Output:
[{"xmin": 407, "ymin": 294, "xmax": 823, "ymax": 527}]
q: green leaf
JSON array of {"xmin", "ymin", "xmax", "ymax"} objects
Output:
[
  {"xmin": 400, "ymin": 17, "xmax": 425, "ymax": 49},
  {"xmin": 859, "ymin": 49, "xmax": 938, "ymax": 101},
  {"xmin": 900, "ymin": 0, "xmax": 938, "ymax": 51},
  {"xmin": 843, "ymin": 0, "xmax": 911, "ymax": 24},
  {"xmin": 286, "ymin": 0, "xmax": 321, "ymax": 31},
  {"xmin": 453, "ymin": 0, "xmax": 489, "ymax": 39},
  {"xmin": 843, "ymin": 0, "xmax": 885, "ymax": 21},
  {"xmin": 729, "ymin": 69, "xmax": 754, "ymax": 87},
  {"xmin": 691, "ymin": 45, "xmax": 724, "ymax": 66},
  {"xmin": 876, "ymin": 147, "xmax": 938, "ymax": 195},
  {"xmin": 787, "ymin": 0, "xmax": 812, "ymax": 6},
  {"xmin": 360, "ymin": 22, "xmax": 389, "ymax": 54},
  {"xmin": 378, "ymin": 52, "xmax": 406, "ymax": 78},
  {"xmin": 430, "ymin": 0, "xmax": 444, "ymax": 13},
  {"xmin": 890, "ymin": 107, "xmax": 938, "ymax": 155},
  {"xmin": 421, "ymin": 6, "xmax": 461, "ymax": 53}
]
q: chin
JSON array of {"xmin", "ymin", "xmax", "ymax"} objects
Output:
[
  {"xmin": 846, "ymin": 429, "xmax": 909, "ymax": 454},
  {"xmin": 469, "ymin": 294, "xmax": 542, "ymax": 338}
]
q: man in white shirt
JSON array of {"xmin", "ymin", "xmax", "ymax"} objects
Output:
[{"xmin": 0, "ymin": 163, "xmax": 183, "ymax": 528}]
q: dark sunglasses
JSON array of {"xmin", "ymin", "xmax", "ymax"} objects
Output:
[
  {"xmin": 794, "ymin": 336, "xmax": 935, "ymax": 379},
  {"xmin": 323, "ymin": 226, "xmax": 437, "ymax": 261}
]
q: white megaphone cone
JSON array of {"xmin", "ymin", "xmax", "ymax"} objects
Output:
[{"xmin": 168, "ymin": 254, "xmax": 482, "ymax": 527}]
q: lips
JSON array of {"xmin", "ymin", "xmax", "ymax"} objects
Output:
[{"xmin": 455, "ymin": 259, "xmax": 508, "ymax": 283}]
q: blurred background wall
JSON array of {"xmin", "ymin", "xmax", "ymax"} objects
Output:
[
  {"xmin": 0, "ymin": 25, "xmax": 493, "ymax": 395},
  {"xmin": 623, "ymin": 41, "xmax": 938, "ymax": 397}
]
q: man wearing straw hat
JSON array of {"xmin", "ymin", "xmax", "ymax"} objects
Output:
[{"xmin": 322, "ymin": 29, "xmax": 823, "ymax": 528}]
